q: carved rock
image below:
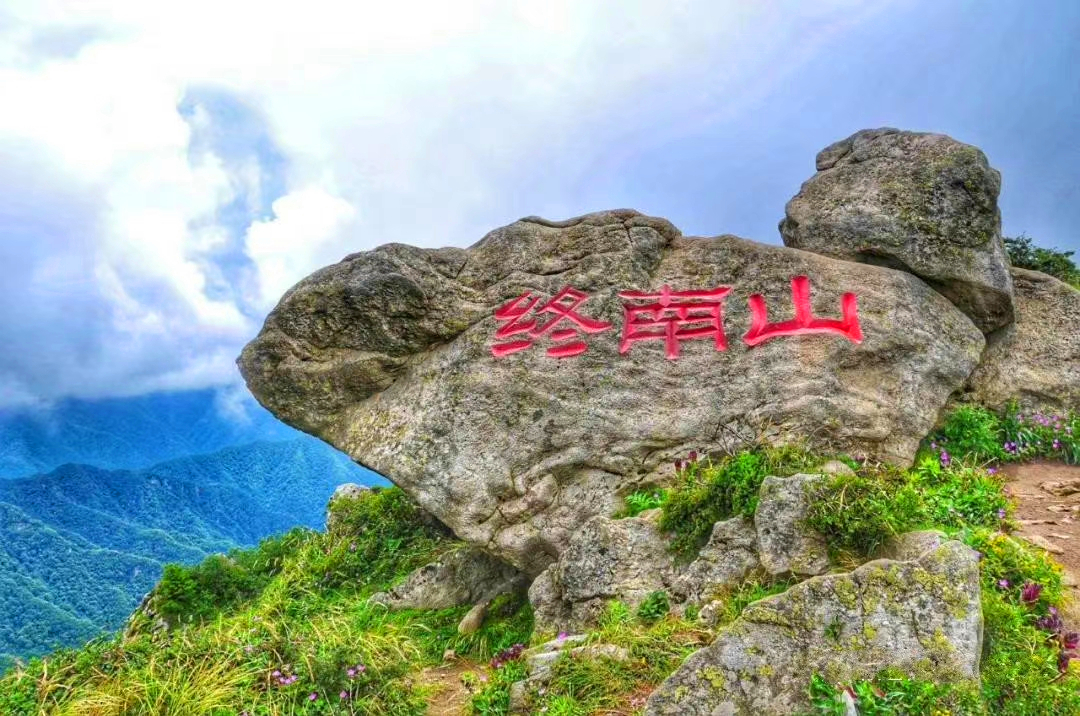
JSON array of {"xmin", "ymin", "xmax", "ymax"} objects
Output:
[{"xmin": 239, "ymin": 209, "xmax": 983, "ymax": 573}]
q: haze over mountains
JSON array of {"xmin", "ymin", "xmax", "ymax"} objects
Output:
[{"xmin": 0, "ymin": 389, "xmax": 384, "ymax": 669}]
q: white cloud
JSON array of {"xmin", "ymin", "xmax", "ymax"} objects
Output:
[
  {"xmin": 245, "ymin": 187, "xmax": 358, "ymax": 309},
  {"xmin": 0, "ymin": 0, "xmax": 891, "ymax": 406}
]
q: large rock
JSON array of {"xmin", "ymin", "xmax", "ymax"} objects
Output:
[
  {"xmin": 781, "ymin": 128, "xmax": 1014, "ymax": 333},
  {"xmin": 645, "ymin": 541, "xmax": 983, "ymax": 715},
  {"xmin": 965, "ymin": 267, "xmax": 1080, "ymax": 411},
  {"xmin": 239, "ymin": 209, "xmax": 984, "ymax": 574}
]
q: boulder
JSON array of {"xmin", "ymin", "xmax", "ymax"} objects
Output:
[
  {"xmin": 239, "ymin": 209, "xmax": 984, "ymax": 574},
  {"xmin": 645, "ymin": 541, "xmax": 983, "ymax": 715},
  {"xmin": 671, "ymin": 516, "xmax": 760, "ymax": 605},
  {"xmin": 754, "ymin": 474, "xmax": 830, "ymax": 576},
  {"xmin": 325, "ymin": 482, "xmax": 370, "ymax": 530},
  {"xmin": 530, "ymin": 513, "xmax": 678, "ymax": 632},
  {"xmin": 965, "ymin": 267, "xmax": 1080, "ymax": 411},
  {"xmin": 370, "ymin": 547, "xmax": 526, "ymax": 610},
  {"xmin": 781, "ymin": 128, "xmax": 1014, "ymax": 333}
]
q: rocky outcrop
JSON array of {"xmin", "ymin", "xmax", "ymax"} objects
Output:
[
  {"xmin": 965, "ymin": 267, "xmax": 1080, "ymax": 411},
  {"xmin": 781, "ymin": 128, "xmax": 1014, "ymax": 333},
  {"xmin": 530, "ymin": 512, "xmax": 678, "ymax": 631},
  {"xmin": 325, "ymin": 482, "xmax": 370, "ymax": 530},
  {"xmin": 370, "ymin": 547, "xmax": 526, "ymax": 610},
  {"xmin": 239, "ymin": 208, "xmax": 984, "ymax": 574},
  {"xmin": 533, "ymin": 475, "xmax": 833, "ymax": 631},
  {"xmin": 645, "ymin": 541, "xmax": 983, "ymax": 715}
]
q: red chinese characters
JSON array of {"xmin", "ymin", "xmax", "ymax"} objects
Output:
[
  {"xmin": 490, "ymin": 276, "xmax": 862, "ymax": 359},
  {"xmin": 491, "ymin": 286, "xmax": 612, "ymax": 358},
  {"xmin": 618, "ymin": 285, "xmax": 732, "ymax": 360},
  {"xmin": 742, "ymin": 275, "xmax": 863, "ymax": 347}
]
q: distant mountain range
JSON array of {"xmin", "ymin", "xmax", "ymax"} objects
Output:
[
  {"xmin": 0, "ymin": 389, "xmax": 386, "ymax": 670},
  {"xmin": 0, "ymin": 389, "xmax": 305, "ymax": 479}
]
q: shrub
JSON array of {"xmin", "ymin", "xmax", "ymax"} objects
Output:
[
  {"xmin": 635, "ymin": 591, "xmax": 670, "ymax": 623},
  {"xmin": 660, "ymin": 446, "xmax": 819, "ymax": 557},
  {"xmin": 1004, "ymin": 234, "xmax": 1080, "ymax": 288}
]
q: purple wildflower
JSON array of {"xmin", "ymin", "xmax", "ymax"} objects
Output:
[
  {"xmin": 1037, "ymin": 608, "xmax": 1064, "ymax": 634},
  {"xmin": 340, "ymin": 690, "xmax": 350, "ymax": 700},
  {"xmin": 1060, "ymin": 651, "xmax": 1073, "ymax": 674},
  {"xmin": 272, "ymin": 670, "xmax": 281, "ymax": 677},
  {"xmin": 939, "ymin": 450, "xmax": 951, "ymax": 467},
  {"xmin": 998, "ymin": 579, "xmax": 1010, "ymax": 589},
  {"xmin": 998, "ymin": 508, "xmax": 1007, "ymax": 519},
  {"xmin": 1054, "ymin": 440, "xmax": 1062, "ymax": 450},
  {"xmin": 309, "ymin": 692, "xmax": 319, "ymax": 702},
  {"xmin": 688, "ymin": 451, "xmax": 698, "ymax": 463},
  {"xmin": 347, "ymin": 667, "xmax": 356, "ymax": 678},
  {"xmin": 557, "ymin": 631, "xmax": 568, "ymax": 641},
  {"xmin": 1021, "ymin": 582, "xmax": 1043, "ymax": 604},
  {"xmin": 1064, "ymin": 633, "xmax": 1080, "ymax": 651},
  {"xmin": 988, "ymin": 467, "xmax": 998, "ymax": 475}
]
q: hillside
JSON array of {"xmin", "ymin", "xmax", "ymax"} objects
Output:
[
  {"xmin": 0, "ymin": 439, "xmax": 384, "ymax": 670},
  {"xmin": 1, "ymin": 406, "xmax": 1079, "ymax": 715}
]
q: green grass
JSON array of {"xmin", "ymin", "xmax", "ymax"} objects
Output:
[
  {"xmin": 0, "ymin": 488, "xmax": 532, "ymax": 715},
  {"xmin": 4, "ymin": 406, "xmax": 1080, "ymax": 715},
  {"xmin": 658, "ymin": 445, "xmax": 823, "ymax": 557}
]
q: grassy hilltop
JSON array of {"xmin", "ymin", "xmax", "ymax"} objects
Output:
[{"xmin": 1, "ymin": 405, "xmax": 1079, "ymax": 715}]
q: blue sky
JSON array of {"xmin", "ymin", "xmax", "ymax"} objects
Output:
[{"xmin": 0, "ymin": 0, "xmax": 1076, "ymax": 409}]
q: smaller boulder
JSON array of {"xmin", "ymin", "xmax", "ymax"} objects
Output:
[
  {"xmin": 781, "ymin": 128, "xmax": 1014, "ymax": 332},
  {"xmin": 672, "ymin": 516, "xmax": 760, "ymax": 605},
  {"xmin": 324, "ymin": 483, "xmax": 371, "ymax": 530},
  {"xmin": 646, "ymin": 541, "xmax": 983, "ymax": 715},
  {"xmin": 754, "ymin": 474, "xmax": 830, "ymax": 576},
  {"xmin": 530, "ymin": 513, "xmax": 678, "ymax": 632},
  {"xmin": 370, "ymin": 547, "xmax": 526, "ymax": 610},
  {"xmin": 965, "ymin": 267, "xmax": 1080, "ymax": 412}
]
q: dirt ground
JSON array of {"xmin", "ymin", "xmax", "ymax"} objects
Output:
[
  {"xmin": 1002, "ymin": 461, "xmax": 1080, "ymax": 619},
  {"xmin": 420, "ymin": 661, "xmax": 484, "ymax": 716}
]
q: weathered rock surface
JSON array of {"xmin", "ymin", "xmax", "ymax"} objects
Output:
[
  {"xmin": 240, "ymin": 209, "xmax": 984, "ymax": 574},
  {"xmin": 754, "ymin": 473, "xmax": 830, "ymax": 576},
  {"xmin": 671, "ymin": 517, "xmax": 760, "ymax": 605},
  {"xmin": 530, "ymin": 512, "xmax": 677, "ymax": 631},
  {"xmin": 965, "ymin": 267, "xmax": 1080, "ymax": 411},
  {"xmin": 324, "ymin": 482, "xmax": 370, "ymax": 530},
  {"xmin": 646, "ymin": 541, "xmax": 983, "ymax": 715},
  {"xmin": 781, "ymin": 128, "xmax": 1014, "ymax": 333},
  {"xmin": 370, "ymin": 547, "xmax": 526, "ymax": 610},
  {"xmin": 536, "ymin": 473, "xmax": 835, "ymax": 630}
]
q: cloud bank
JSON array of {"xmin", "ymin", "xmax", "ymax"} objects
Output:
[{"xmin": 0, "ymin": 0, "xmax": 1010, "ymax": 407}]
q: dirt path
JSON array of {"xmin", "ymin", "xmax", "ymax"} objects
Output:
[
  {"xmin": 1003, "ymin": 461, "xmax": 1080, "ymax": 619},
  {"xmin": 420, "ymin": 661, "xmax": 484, "ymax": 716}
]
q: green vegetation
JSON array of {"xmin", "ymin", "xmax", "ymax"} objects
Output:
[
  {"xmin": 0, "ymin": 488, "xmax": 531, "ymax": 715},
  {"xmin": 471, "ymin": 601, "xmax": 711, "ymax": 715},
  {"xmin": 4, "ymin": 405, "xmax": 1080, "ymax": 714},
  {"xmin": 1004, "ymin": 234, "xmax": 1080, "ymax": 288},
  {"xmin": 658, "ymin": 445, "xmax": 822, "ymax": 557},
  {"xmin": 802, "ymin": 406, "xmax": 1080, "ymax": 715},
  {"xmin": 616, "ymin": 488, "xmax": 668, "ymax": 518},
  {"xmin": 0, "ymin": 438, "xmax": 378, "ymax": 670}
]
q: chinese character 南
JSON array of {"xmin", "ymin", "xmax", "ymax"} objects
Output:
[
  {"xmin": 490, "ymin": 276, "xmax": 862, "ymax": 359},
  {"xmin": 618, "ymin": 285, "xmax": 732, "ymax": 360}
]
